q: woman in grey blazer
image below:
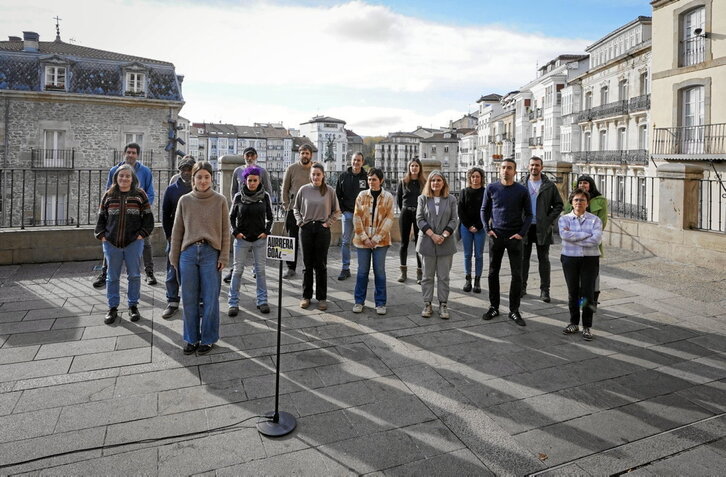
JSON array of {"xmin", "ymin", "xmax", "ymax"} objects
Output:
[{"xmin": 416, "ymin": 170, "xmax": 458, "ymax": 319}]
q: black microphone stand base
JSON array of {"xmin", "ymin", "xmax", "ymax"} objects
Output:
[{"xmin": 257, "ymin": 411, "xmax": 297, "ymax": 437}]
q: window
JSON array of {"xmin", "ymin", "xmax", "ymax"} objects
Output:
[
  {"xmin": 638, "ymin": 125, "xmax": 648, "ymax": 150},
  {"xmin": 600, "ymin": 85, "xmax": 609, "ymax": 105},
  {"xmin": 444, "ymin": 146, "xmax": 449, "ymax": 153},
  {"xmin": 125, "ymin": 133, "xmax": 143, "ymax": 146},
  {"xmin": 43, "ymin": 130, "xmax": 66, "ymax": 167},
  {"xmin": 599, "ymin": 130, "xmax": 608, "ymax": 151},
  {"xmin": 125, "ymin": 72, "xmax": 145, "ymax": 94},
  {"xmin": 41, "ymin": 194, "xmax": 68, "ymax": 226},
  {"xmin": 44, "ymin": 66, "xmax": 66, "ymax": 90},
  {"xmin": 584, "ymin": 92, "xmax": 592, "ymax": 110},
  {"xmin": 432, "ymin": 146, "xmax": 437, "ymax": 153},
  {"xmin": 680, "ymin": 85, "xmax": 705, "ymax": 153},
  {"xmin": 680, "ymin": 7, "xmax": 705, "ymax": 67},
  {"xmin": 617, "ymin": 128, "xmax": 627, "ymax": 151},
  {"xmin": 618, "ymin": 80, "xmax": 628, "ymax": 101},
  {"xmin": 584, "ymin": 132, "xmax": 591, "ymax": 152},
  {"xmin": 640, "ymin": 72, "xmax": 648, "ymax": 96}
]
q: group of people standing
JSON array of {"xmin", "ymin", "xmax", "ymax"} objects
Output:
[{"xmin": 94, "ymin": 143, "xmax": 606, "ymax": 356}]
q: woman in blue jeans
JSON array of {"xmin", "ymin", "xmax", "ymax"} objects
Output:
[
  {"xmin": 457, "ymin": 167, "xmax": 486, "ymax": 293},
  {"xmin": 170, "ymin": 161, "xmax": 231, "ymax": 355},
  {"xmin": 228, "ymin": 166, "xmax": 273, "ymax": 316},
  {"xmin": 352, "ymin": 168, "xmax": 395, "ymax": 315},
  {"xmin": 95, "ymin": 164, "xmax": 154, "ymax": 325}
]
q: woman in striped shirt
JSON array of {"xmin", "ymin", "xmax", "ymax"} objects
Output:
[{"xmin": 558, "ymin": 188, "xmax": 602, "ymax": 341}]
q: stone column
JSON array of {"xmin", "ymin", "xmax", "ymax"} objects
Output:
[
  {"xmin": 544, "ymin": 160, "xmax": 573, "ymax": 202},
  {"xmin": 218, "ymin": 154, "xmax": 246, "ymax": 204},
  {"xmin": 420, "ymin": 158, "xmax": 441, "ymax": 181},
  {"xmin": 656, "ymin": 163, "xmax": 704, "ymax": 229}
]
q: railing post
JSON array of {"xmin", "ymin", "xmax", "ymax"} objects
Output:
[{"xmin": 656, "ymin": 163, "xmax": 704, "ymax": 230}]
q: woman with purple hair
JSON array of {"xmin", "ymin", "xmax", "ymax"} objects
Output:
[{"xmin": 227, "ymin": 166, "xmax": 274, "ymax": 317}]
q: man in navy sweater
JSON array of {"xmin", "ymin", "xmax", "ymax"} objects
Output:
[
  {"xmin": 480, "ymin": 158, "xmax": 532, "ymax": 326},
  {"xmin": 160, "ymin": 156, "xmax": 194, "ymax": 318}
]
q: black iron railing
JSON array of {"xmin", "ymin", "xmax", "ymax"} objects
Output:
[
  {"xmin": 680, "ymin": 37, "xmax": 705, "ymax": 67},
  {"xmin": 652, "ymin": 123, "xmax": 726, "ymax": 155},
  {"xmin": 575, "ymin": 94, "xmax": 650, "ymax": 122},
  {"xmin": 31, "ymin": 149, "xmax": 75, "ymax": 169},
  {"xmin": 574, "ymin": 149, "xmax": 648, "ymax": 165},
  {"xmin": 698, "ymin": 178, "xmax": 726, "ymax": 233},
  {"xmin": 565, "ymin": 172, "xmax": 656, "ymax": 222}
]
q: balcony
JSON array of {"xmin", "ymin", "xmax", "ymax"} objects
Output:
[
  {"xmin": 31, "ymin": 149, "xmax": 75, "ymax": 169},
  {"xmin": 110, "ymin": 150, "xmax": 154, "ymax": 167},
  {"xmin": 652, "ymin": 123, "xmax": 726, "ymax": 159},
  {"xmin": 575, "ymin": 95, "xmax": 650, "ymax": 123},
  {"xmin": 528, "ymin": 137, "xmax": 536, "ymax": 147},
  {"xmin": 487, "ymin": 135, "xmax": 495, "ymax": 144},
  {"xmin": 574, "ymin": 149, "xmax": 649, "ymax": 165},
  {"xmin": 528, "ymin": 108, "xmax": 542, "ymax": 122},
  {"xmin": 628, "ymin": 94, "xmax": 650, "ymax": 113},
  {"xmin": 680, "ymin": 37, "xmax": 705, "ymax": 67}
]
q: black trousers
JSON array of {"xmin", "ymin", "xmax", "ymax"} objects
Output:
[
  {"xmin": 399, "ymin": 207, "xmax": 421, "ymax": 268},
  {"xmin": 522, "ymin": 224, "xmax": 551, "ymax": 291},
  {"xmin": 285, "ymin": 209, "xmax": 300, "ymax": 271},
  {"xmin": 488, "ymin": 233, "xmax": 523, "ymax": 312},
  {"xmin": 300, "ymin": 221, "xmax": 331, "ymax": 300},
  {"xmin": 561, "ymin": 255, "xmax": 599, "ymax": 328}
]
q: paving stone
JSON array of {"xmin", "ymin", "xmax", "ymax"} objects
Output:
[
  {"xmin": 157, "ymin": 428, "xmax": 266, "ymax": 477},
  {"xmin": 0, "ymin": 357, "xmax": 71, "ymax": 383},
  {"xmin": 80, "ymin": 323, "xmax": 140, "ymax": 340},
  {"xmin": 0, "ymin": 344, "xmax": 39, "ymax": 365},
  {"xmin": 199, "ymin": 356, "xmax": 274, "ymax": 384},
  {"xmin": 633, "ymin": 442, "xmax": 726, "ymax": 476},
  {"xmin": 0, "ymin": 310, "xmax": 27, "ymax": 323},
  {"xmin": 55, "ymin": 393, "xmax": 158, "ymax": 432},
  {"xmin": 13, "ymin": 377, "xmax": 116, "ymax": 413},
  {"xmin": 315, "ymin": 358, "xmax": 393, "ymax": 387},
  {"xmin": 51, "ymin": 314, "xmax": 113, "ymax": 330},
  {"xmin": 0, "ymin": 298, "xmax": 61, "ymax": 312},
  {"xmin": 675, "ymin": 380, "xmax": 726, "ymax": 413},
  {"xmin": 0, "ymin": 407, "xmax": 61, "ymax": 443},
  {"xmin": 104, "ymin": 408, "xmax": 208, "ymax": 447},
  {"xmin": 69, "ymin": 347, "xmax": 151, "ymax": 373},
  {"xmin": 384, "ymin": 448, "xmax": 493, "ymax": 476},
  {"xmin": 488, "ymin": 392, "xmax": 595, "ymax": 435},
  {"xmin": 36, "ymin": 448, "xmax": 158, "ymax": 476},
  {"xmin": 4, "ymin": 328, "xmax": 83, "ymax": 347},
  {"xmin": 616, "ymin": 393, "xmax": 715, "ymax": 431},
  {"xmin": 35, "ymin": 337, "xmax": 116, "ymax": 360},
  {"xmin": 277, "ymin": 346, "xmax": 344, "ymax": 371},
  {"xmin": 344, "ymin": 394, "xmax": 437, "ymax": 435},
  {"xmin": 0, "ymin": 390, "xmax": 20, "ymax": 416},
  {"xmin": 216, "ymin": 447, "xmax": 353, "ymax": 476},
  {"xmin": 242, "ymin": 367, "xmax": 324, "ymax": 400},
  {"xmin": 158, "ymin": 379, "xmax": 246, "ymax": 415},
  {"xmin": 114, "ymin": 366, "xmax": 200, "ymax": 398},
  {"xmin": 293, "ymin": 408, "xmax": 359, "ymax": 445},
  {"xmin": 289, "ymin": 379, "xmax": 382, "ymax": 417},
  {"xmin": 0, "ymin": 319, "xmax": 55, "ymax": 335}
]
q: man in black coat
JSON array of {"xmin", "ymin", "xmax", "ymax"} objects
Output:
[{"xmin": 335, "ymin": 152, "xmax": 368, "ymax": 280}]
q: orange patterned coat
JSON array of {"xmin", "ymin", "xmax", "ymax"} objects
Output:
[{"xmin": 353, "ymin": 189, "xmax": 395, "ymax": 248}]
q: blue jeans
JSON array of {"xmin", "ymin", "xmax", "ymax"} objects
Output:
[
  {"xmin": 102, "ymin": 239, "xmax": 143, "ymax": 309},
  {"xmin": 229, "ymin": 238, "xmax": 268, "ymax": 307},
  {"xmin": 165, "ymin": 241, "xmax": 180, "ymax": 306},
  {"xmin": 460, "ymin": 224, "xmax": 485, "ymax": 276},
  {"xmin": 179, "ymin": 243, "xmax": 221, "ymax": 346},
  {"xmin": 354, "ymin": 246, "xmax": 388, "ymax": 307},
  {"xmin": 340, "ymin": 211, "xmax": 354, "ymax": 271}
]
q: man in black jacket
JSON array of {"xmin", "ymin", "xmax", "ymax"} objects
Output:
[
  {"xmin": 520, "ymin": 156, "xmax": 564, "ymax": 302},
  {"xmin": 335, "ymin": 152, "xmax": 368, "ymax": 280}
]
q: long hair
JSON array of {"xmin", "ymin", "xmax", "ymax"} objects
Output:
[
  {"xmin": 108, "ymin": 164, "xmax": 139, "ymax": 196},
  {"xmin": 421, "ymin": 170, "xmax": 449, "ymax": 198},
  {"xmin": 191, "ymin": 161, "xmax": 215, "ymax": 191},
  {"xmin": 467, "ymin": 167, "xmax": 485, "ymax": 188},
  {"xmin": 576, "ymin": 175, "xmax": 602, "ymax": 199},
  {"xmin": 402, "ymin": 157, "xmax": 425, "ymax": 189},
  {"xmin": 311, "ymin": 162, "xmax": 327, "ymax": 196}
]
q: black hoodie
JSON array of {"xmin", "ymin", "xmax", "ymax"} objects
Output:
[{"xmin": 336, "ymin": 167, "xmax": 369, "ymax": 213}]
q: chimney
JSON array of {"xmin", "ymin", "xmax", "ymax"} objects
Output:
[
  {"xmin": 8, "ymin": 36, "xmax": 21, "ymax": 42},
  {"xmin": 22, "ymin": 31, "xmax": 39, "ymax": 52}
]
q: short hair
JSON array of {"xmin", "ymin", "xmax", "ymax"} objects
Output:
[
  {"xmin": 367, "ymin": 168, "xmax": 383, "ymax": 181},
  {"xmin": 299, "ymin": 144, "xmax": 314, "ymax": 153},
  {"xmin": 529, "ymin": 156, "xmax": 543, "ymax": 165},
  {"xmin": 351, "ymin": 152, "xmax": 364, "ymax": 160},
  {"xmin": 124, "ymin": 143, "xmax": 141, "ymax": 155},
  {"xmin": 422, "ymin": 170, "xmax": 450, "ymax": 198},
  {"xmin": 502, "ymin": 158, "xmax": 516, "ymax": 167},
  {"xmin": 466, "ymin": 167, "xmax": 485, "ymax": 187},
  {"xmin": 568, "ymin": 188, "xmax": 591, "ymax": 204},
  {"xmin": 192, "ymin": 161, "xmax": 214, "ymax": 179},
  {"xmin": 242, "ymin": 165, "xmax": 262, "ymax": 180}
]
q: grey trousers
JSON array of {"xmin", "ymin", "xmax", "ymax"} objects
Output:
[{"xmin": 421, "ymin": 254, "xmax": 453, "ymax": 304}]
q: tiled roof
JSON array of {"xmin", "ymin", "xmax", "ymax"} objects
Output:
[
  {"xmin": 302, "ymin": 115, "xmax": 346, "ymax": 125},
  {"xmin": 0, "ymin": 39, "xmax": 173, "ymax": 66}
]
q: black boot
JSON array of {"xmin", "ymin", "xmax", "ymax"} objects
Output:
[
  {"xmin": 594, "ymin": 291, "xmax": 600, "ymax": 305},
  {"xmin": 473, "ymin": 276, "xmax": 481, "ymax": 293},
  {"xmin": 463, "ymin": 275, "xmax": 472, "ymax": 292}
]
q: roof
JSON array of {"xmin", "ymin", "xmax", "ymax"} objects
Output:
[
  {"xmin": 586, "ymin": 16, "xmax": 652, "ymax": 52},
  {"xmin": 345, "ymin": 128, "xmax": 363, "ymax": 141},
  {"xmin": 477, "ymin": 93, "xmax": 502, "ymax": 103},
  {"xmin": 293, "ymin": 136, "xmax": 318, "ymax": 152},
  {"xmin": 0, "ymin": 38, "xmax": 174, "ymax": 66},
  {"xmin": 420, "ymin": 133, "xmax": 460, "ymax": 143},
  {"xmin": 301, "ymin": 115, "xmax": 346, "ymax": 125}
]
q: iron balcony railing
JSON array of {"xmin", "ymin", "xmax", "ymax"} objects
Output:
[
  {"xmin": 652, "ymin": 123, "xmax": 726, "ymax": 155},
  {"xmin": 575, "ymin": 94, "xmax": 650, "ymax": 122},
  {"xmin": 528, "ymin": 137, "xmax": 536, "ymax": 146},
  {"xmin": 565, "ymin": 172, "xmax": 657, "ymax": 223},
  {"xmin": 110, "ymin": 149, "xmax": 154, "ymax": 167},
  {"xmin": 574, "ymin": 149, "xmax": 649, "ymax": 165},
  {"xmin": 698, "ymin": 178, "xmax": 726, "ymax": 233},
  {"xmin": 628, "ymin": 94, "xmax": 650, "ymax": 113},
  {"xmin": 31, "ymin": 149, "xmax": 75, "ymax": 169},
  {"xmin": 680, "ymin": 37, "xmax": 705, "ymax": 67}
]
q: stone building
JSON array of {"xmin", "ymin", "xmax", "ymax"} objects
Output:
[
  {"xmin": 0, "ymin": 30, "xmax": 184, "ymax": 227},
  {"xmin": 375, "ymin": 132, "xmax": 420, "ymax": 173},
  {"xmin": 475, "ymin": 94, "xmax": 503, "ymax": 171},
  {"xmin": 299, "ymin": 116, "xmax": 348, "ymax": 173}
]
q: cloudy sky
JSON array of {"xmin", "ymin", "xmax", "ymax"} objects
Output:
[{"xmin": 1, "ymin": 0, "xmax": 650, "ymax": 135}]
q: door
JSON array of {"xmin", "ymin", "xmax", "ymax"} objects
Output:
[{"xmin": 681, "ymin": 86, "xmax": 704, "ymax": 154}]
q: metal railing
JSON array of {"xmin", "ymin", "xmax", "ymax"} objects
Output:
[
  {"xmin": 680, "ymin": 37, "xmax": 705, "ymax": 67},
  {"xmin": 110, "ymin": 150, "xmax": 155, "ymax": 167},
  {"xmin": 31, "ymin": 149, "xmax": 75, "ymax": 169},
  {"xmin": 573, "ymin": 149, "xmax": 648, "ymax": 166},
  {"xmin": 565, "ymin": 172, "xmax": 657, "ymax": 223},
  {"xmin": 652, "ymin": 123, "xmax": 726, "ymax": 155},
  {"xmin": 698, "ymin": 178, "xmax": 726, "ymax": 233},
  {"xmin": 575, "ymin": 94, "xmax": 650, "ymax": 122}
]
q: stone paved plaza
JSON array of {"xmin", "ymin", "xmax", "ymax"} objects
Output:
[{"xmin": 0, "ymin": 243, "xmax": 725, "ymax": 475}]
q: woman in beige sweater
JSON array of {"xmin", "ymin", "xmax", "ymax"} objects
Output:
[{"xmin": 170, "ymin": 161, "xmax": 231, "ymax": 355}]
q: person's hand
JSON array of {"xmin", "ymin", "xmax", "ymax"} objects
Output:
[
  {"xmin": 136, "ymin": 235, "xmax": 143, "ymax": 240},
  {"xmin": 258, "ymin": 233, "xmax": 267, "ymax": 239},
  {"xmin": 509, "ymin": 233, "xmax": 523, "ymax": 240},
  {"xmin": 217, "ymin": 261, "xmax": 224, "ymax": 271},
  {"xmin": 365, "ymin": 238, "xmax": 375, "ymax": 249},
  {"xmin": 487, "ymin": 230, "xmax": 497, "ymax": 238},
  {"xmin": 236, "ymin": 233, "xmax": 245, "ymax": 239},
  {"xmin": 100, "ymin": 237, "xmax": 106, "ymax": 242},
  {"xmin": 322, "ymin": 222, "xmax": 329, "ymax": 228},
  {"xmin": 469, "ymin": 226, "xmax": 477, "ymax": 233}
]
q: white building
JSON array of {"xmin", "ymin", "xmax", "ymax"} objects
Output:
[
  {"xmin": 458, "ymin": 130, "xmax": 478, "ymax": 171},
  {"xmin": 475, "ymin": 94, "xmax": 503, "ymax": 171},
  {"xmin": 299, "ymin": 116, "xmax": 348, "ymax": 172},
  {"xmin": 375, "ymin": 132, "xmax": 420, "ymax": 172}
]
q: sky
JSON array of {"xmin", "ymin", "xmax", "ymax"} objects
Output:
[{"xmin": 0, "ymin": 0, "xmax": 651, "ymax": 136}]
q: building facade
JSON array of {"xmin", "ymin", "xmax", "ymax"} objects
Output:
[
  {"xmin": 375, "ymin": 132, "xmax": 420, "ymax": 172},
  {"xmin": 299, "ymin": 116, "xmax": 348, "ymax": 173},
  {"xmin": 475, "ymin": 94, "xmax": 503, "ymax": 171}
]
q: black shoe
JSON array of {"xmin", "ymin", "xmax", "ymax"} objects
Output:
[
  {"xmin": 183, "ymin": 342, "xmax": 198, "ymax": 355},
  {"xmin": 473, "ymin": 277, "xmax": 481, "ymax": 294},
  {"xmin": 540, "ymin": 290, "xmax": 551, "ymax": 303},
  {"xmin": 463, "ymin": 275, "xmax": 472, "ymax": 292},
  {"xmin": 228, "ymin": 306, "xmax": 239, "ymax": 317},
  {"xmin": 337, "ymin": 269, "xmax": 351, "ymax": 281},
  {"xmin": 197, "ymin": 344, "xmax": 213, "ymax": 355},
  {"xmin": 93, "ymin": 272, "xmax": 107, "ymax": 289},
  {"xmin": 104, "ymin": 307, "xmax": 118, "ymax": 325},
  {"xmin": 129, "ymin": 305, "xmax": 141, "ymax": 322},
  {"xmin": 483, "ymin": 307, "xmax": 499, "ymax": 321},
  {"xmin": 161, "ymin": 305, "xmax": 178, "ymax": 319},
  {"xmin": 257, "ymin": 303, "xmax": 270, "ymax": 314},
  {"xmin": 283, "ymin": 269, "xmax": 296, "ymax": 279},
  {"xmin": 145, "ymin": 271, "xmax": 157, "ymax": 285},
  {"xmin": 223, "ymin": 270, "xmax": 232, "ymax": 284},
  {"xmin": 509, "ymin": 310, "xmax": 526, "ymax": 326}
]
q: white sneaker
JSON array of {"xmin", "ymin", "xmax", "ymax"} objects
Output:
[
  {"xmin": 439, "ymin": 302, "xmax": 450, "ymax": 319},
  {"xmin": 352, "ymin": 303, "xmax": 364, "ymax": 313},
  {"xmin": 421, "ymin": 302, "xmax": 433, "ymax": 318},
  {"xmin": 376, "ymin": 306, "xmax": 386, "ymax": 315}
]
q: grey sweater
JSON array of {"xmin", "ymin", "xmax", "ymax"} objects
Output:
[{"xmin": 293, "ymin": 184, "xmax": 340, "ymax": 227}]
